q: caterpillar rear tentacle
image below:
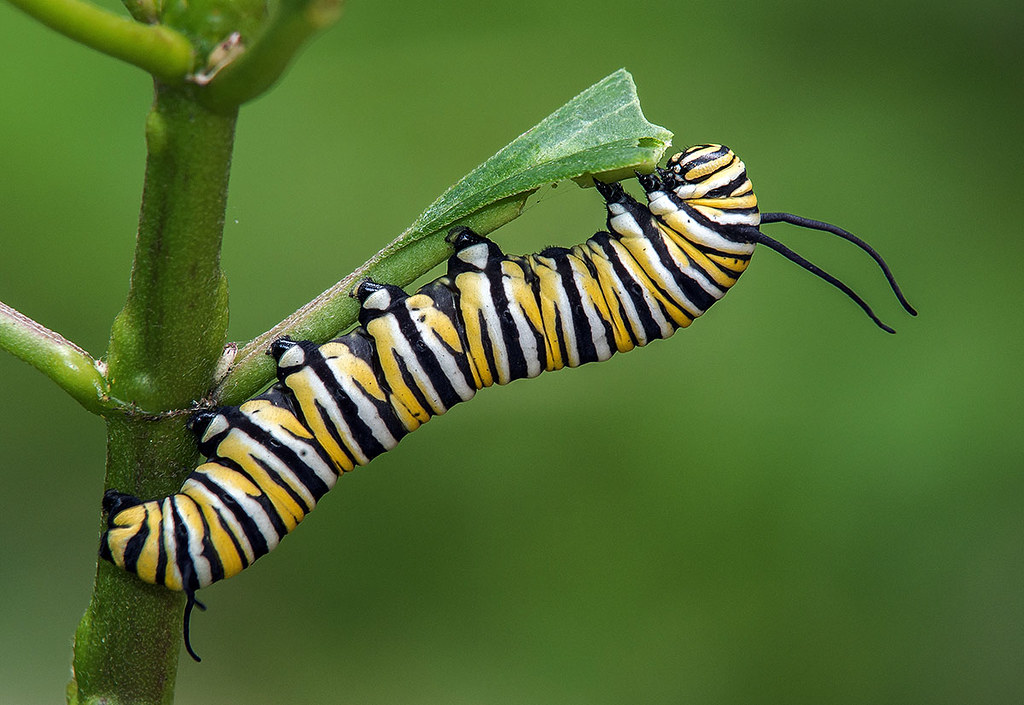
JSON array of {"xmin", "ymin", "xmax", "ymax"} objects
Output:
[{"xmin": 99, "ymin": 144, "xmax": 914, "ymax": 661}]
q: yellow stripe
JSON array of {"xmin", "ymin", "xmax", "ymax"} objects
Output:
[
  {"xmin": 454, "ymin": 271, "xmax": 496, "ymax": 388},
  {"xmin": 501, "ymin": 260, "xmax": 546, "ymax": 348},
  {"xmin": 241, "ymin": 399, "xmax": 313, "ymax": 438},
  {"xmin": 366, "ymin": 317, "xmax": 432, "ymax": 421},
  {"xmin": 321, "ymin": 341, "xmax": 387, "ymax": 400},
  {"xmin": 586, "ymin": 247, "xmax": 639, "ymax": 353},
  {"xmin": 612, "ymin": 236, "xmax": 695, "ymax": 327},
  {"xmin": 106, "ymin": 504, "xmax": 155, "ymax": 581},
  {"xmin": 531, "ymin": 256, "xmax": 569, "ymax": 371},
  {"xmin": 407, "ymin": 293, "xmax": 466, "ymax": 358},
  {"xmin": 133, "ymin": 504, "xmax": 164, "ymax": 585},
  {"xmin": 214, "ymin": 432, "xmax": 306, "ymax": 530},
  {"xmin": 192, "ymin": 492, "xmax": 246, "ymax": 580},
  {"xmin": 655, "ymin": 221, "xmax": 740, "ymax": 289},
  {"xmin": 283, "ymin": 368, "xmax": 356, "ymax": 472}
]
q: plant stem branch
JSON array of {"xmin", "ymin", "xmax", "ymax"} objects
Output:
[
  {"xmin": 5, "ymin": 0, "xmax": 194, "ymax": 83},
  {"xmin": 0, "ymin": 300, "xmax": 110, "ymax": 413}
]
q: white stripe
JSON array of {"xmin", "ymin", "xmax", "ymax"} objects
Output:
[
  {"xmin": 379, "ymin": 316, "xmax": 449, "ymax": 413},
  {"xmin": 296, "ymin": 369, "xmax": 372, "ymax": 465},
  {"xmin": 177, "ymin": 495, "xmax": 214, "ymax": 588},
  {"xmin": 691, "ymin": 203, "xmax": 759, "ymax": 226},
  {"xmin": 472, "ymin": 278, "xmax": 513, "ymax": 384},
  {"xmin": 502, "ymin": 280, "xmax": 543, "ymax": 378},
  {"xmin": 182, "ymin": 477, "xmax": 257, "ymax": 564},
  {"xmin": 244, "ymin": 416, "xmax": 336, "ymax": 498},
  {"xmin": 587, "ymin": 243, "xmax": 651, "ymax": 347},
  {"xmin": 604, "ymin": 241, "xmax": 673, "ymax": 338},
  {"xmin": 655, "ymin": 202, "xmax": 755, "ymax": 255},
  {"xmin": 329, "ymin": 367, "xmax": 404, "ymax": 453},
  {"xmin": 568, "ymin": 257, "xmax": 613, "ymax": 363},
  {"xmin": 411, "ymin": 310, "xmax": 477, "ymax": 401},
  {"xmin": 623, "ymin": 235, "xmax": 702, "ymax": 317},
  {"xmin": 658, "ymin": 236, "xmax": 726, "ymax": 299},
  {"xmin": 161, "ymin": 497, "xmax": 182, "ymax": 587}
]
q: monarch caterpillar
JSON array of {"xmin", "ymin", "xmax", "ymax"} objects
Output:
[{"xmin": 100, "ymin": 144, "xmax": 915, "ymax": 660}]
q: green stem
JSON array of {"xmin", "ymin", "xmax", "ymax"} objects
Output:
[
  {"xmin": 69, "ymin": 86, "xmax": 236, "ymax": 705},
  {"xmin": 0, "ymin": 300, "xmax": 111, "ymax": 413},
  {"xmin": 5, "ymin": 0, "xmax": 194, "ymax": 83},
  {"xmin": 105, "ymin": 88, "xmax": 234, "ymax": 411}
]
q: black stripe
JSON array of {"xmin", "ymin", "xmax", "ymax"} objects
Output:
[
  {"xmin": 155, "ymin": 506, "xmax": 170, "ymax": 586},
  {"xmin": 553, "ymin": 250, "xmax": 612, "ymax": 365},
  {"xmin": 225, "ymin": 411, "xmax": 331, "ymax": 507},
  {"xmin": 394, "ymin": 310, "xmax": 457, "ymax": 404},
  {"xmin": 680, "ymin": 147, "xmax": 731, "ymax": 178},
  {"xmin": 319, "ymin": 332, "xmax": 412, "ymax": 444},
  {"xmin": 587, "ymin": 233, "xmax": 666, "ymax": 344},
  {"xmin": 703, "ymin": 171, "xmax": 750, "ymax": 199},
  {"xmin": 120, "ymin": 505, "xmax": 152, "ymax": 576},
  {"xmin": 483, "ymin": 261, "xmax": 531, "ymax": 382},
  {"xmin": 390, "ymin": 291, "xmax": 465, "ymax": 410},
  {"xmin": 191, "ymin": 469, "xmax": 275, "ymax": 559},
  {"xmin": 642, "ymin": 225, "xmax": 719, "ymax": 314},
  {"xmin": 667, "ymin": 200, "xmax": 757, "ymax": 269},
  {"xmin": 609, "ymin": 189, "xmax": 718, "ymax": 316},
  {"xmin": 170, "ymin": 497, "xmax": 197, "ymax": 590},
  {"xmin": 315, "ymin": 392, "xmax": 381, "ymax": 461},
  {"xmin": 422, "ymin": 281, "xmax": 481, "ymax": 393},
  {"xmin": 469, "ymin": 304, "xmax": 500, "ymax": 385}
]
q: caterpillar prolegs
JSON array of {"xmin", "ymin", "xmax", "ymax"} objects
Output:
[{"xmin": 100, "ymin": 144, "xmax": 915, "ymax": 660}]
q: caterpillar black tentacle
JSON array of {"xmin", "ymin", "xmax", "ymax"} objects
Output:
[
  {"xmin": 757, "ymin": 211, "xmax": 917, "ymax": 316},
  {"xmin": 99, "ymin": 144, "xmax": 913, "ymax": 660}
]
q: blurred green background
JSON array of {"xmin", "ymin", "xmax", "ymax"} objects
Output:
[{"xmin": 1, "ymin": 0, "xmax": 1021, "ymax": 703}]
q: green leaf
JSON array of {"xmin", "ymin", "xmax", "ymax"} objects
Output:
[{"xmin": 399, "ymin": 68, "xmax": 673, "ymax": 251}]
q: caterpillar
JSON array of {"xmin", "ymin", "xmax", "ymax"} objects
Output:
[{"xmin": 99, "ymin": 144, "xmax": 915, "ymax": 660}]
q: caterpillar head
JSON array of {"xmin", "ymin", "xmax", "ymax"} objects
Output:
[{"xmin": 655, "ymin": 144, "xmax": 758, "ymax": 209}]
